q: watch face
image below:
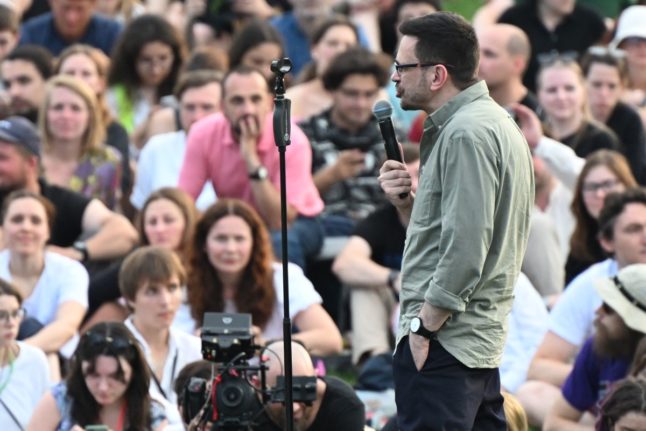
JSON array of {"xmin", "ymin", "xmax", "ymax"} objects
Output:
[{"xmin": 410, "ymin": 317, "xmax": 421, "ymax": 332}]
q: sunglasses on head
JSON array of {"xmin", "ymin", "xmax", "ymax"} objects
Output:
[
  {"xmin": 80, "ymin": 330, "xmax": 134, "ymax": 356},
  {"xmin": 587, "ymin": 45, "xmax": 626, "ymax": 59},
  {"xmin": 537, "ymin": 50, "xmax": 579, "ymax": 67}
]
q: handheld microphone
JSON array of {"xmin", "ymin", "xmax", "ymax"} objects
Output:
[{"xmin": 373, "ymin": 100, "xmax": 408, "ymax": 199}]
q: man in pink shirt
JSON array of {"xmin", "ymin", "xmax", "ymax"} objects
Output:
[{"xmin": 178, "ymin": 66, "xmax": 324, "ymax": 268}]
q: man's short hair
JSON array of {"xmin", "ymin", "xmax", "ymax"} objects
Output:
[
  {"xmin": 322, "ymin": 47, "xmax": 390, "ymax": 92},
  {"xmin": 0, "ymin": 4, "xmax": 18, "ymax": 33},
  {"xmin": 3, "ymin": 45, "xmax": 54, "ymax": 80},
  {"xmin": 119, "ymin": 245, "xmax": 187, "ymax": 306},
  {"xmin": 174, "ymin": 70, "xmax": 224, "ymax": 100},
  {"xmin": 399, "ymin": 12, "xmax": 478, "ymax": 88},
  {"xmin": 598, "ymin": 188, "xmax": 646, "ymax": 241},
  {"xmin": 505, "ymin": 26, "xmax": 531, "ymax": 62},
  {"xmin": 221, "ymin": 65, "xmax": 270, "ymax": 97},
  {"xmin": 395, "ymin": 0, "xmax": 443, "ymax": 19}
]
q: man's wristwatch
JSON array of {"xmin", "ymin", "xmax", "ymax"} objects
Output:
[
  {"xmin": 73, "ymin": 241, "xmax": 89, "ymax": 262},
  {"xmin": 410, "ymin": 317, "xmax": 436, "ymax": 339},
  {"xmin": 248, "ymin": 165, "xmax": 268, "ymax": 181}
]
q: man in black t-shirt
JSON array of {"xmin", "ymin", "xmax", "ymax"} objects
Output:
[
  {"xmin": 498, "ymin": 0, "xmax": 606, "ymax": 92},
  {"xmin": 0, "ymin": 116, "xmax": 137, "ymax": 263},
  {"xmin": 254, "ymin": 341, "xmax": 366, "ymax": 431}
]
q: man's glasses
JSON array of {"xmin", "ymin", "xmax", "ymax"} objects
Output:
[
  {"xmin": 582, "ymin": 179, "xmax": 621, "ymax": 195},
  {"xmin": 0, "ymin": 308, "xmax": 25, "ymax": 323},
  {"xmin": 394, "ymin": 62, "xmax": 454, "ymax": 75}
]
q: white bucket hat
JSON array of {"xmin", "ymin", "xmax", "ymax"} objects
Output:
[
  {"xmin": 612, "ymin": 6, "xmax": 646, "ymax": 48},
  {"xmin": 596, "ymin": 263, "xmax": 646, "ymax": 334}
]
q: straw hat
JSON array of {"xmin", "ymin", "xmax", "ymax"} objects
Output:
[
  {"xmin": 596, "ymin": 264, "xmax": 646, "ymax": 334},
  {"xmin": 612, "ymin": 6, "xmax": 646, "ymax": 48}
]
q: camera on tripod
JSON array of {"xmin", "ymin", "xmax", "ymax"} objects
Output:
[{"xmin": 183, "ymin": 313, "xmax": 317, "ymax": 430}]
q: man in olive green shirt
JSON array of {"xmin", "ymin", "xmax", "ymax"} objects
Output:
[{"xmin": 379, "ymin": 12, "xmax": 534, "ymax": 430}]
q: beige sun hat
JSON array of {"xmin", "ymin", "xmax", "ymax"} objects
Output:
[
  {"xmin": 596, "ymin": 263, "xmax": 646, "ymax": 334},
  {"xmin": 612, "ymin": 6, "xmax": 646, "ymax": 49}
]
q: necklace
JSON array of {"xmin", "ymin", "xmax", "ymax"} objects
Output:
[{"xmin": 0, "ymin": 345, "xmax": 16, "ymax": 396}]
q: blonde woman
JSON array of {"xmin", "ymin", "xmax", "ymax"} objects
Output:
[
  {"xmin": 536, "ymin": 56, "xmax": 620, "ymax": 158},
  {"xmin": 39, "ymin": 75, "xmax": 122, "ymax": 210}
]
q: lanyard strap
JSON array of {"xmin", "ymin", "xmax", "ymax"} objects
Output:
[{"xmin": 116, "ymin": 401, "xmax": 127, "ymax": 431}]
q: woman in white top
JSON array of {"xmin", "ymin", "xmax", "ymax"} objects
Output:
[
  {"xmin": 119, "ymin": 246, "xmax": 201, "ymax": 404},
  {"xmin": 0, "ymin": 278, "xmax": 50, "ymax": 431},
  {"xmin": 187, "ymin": 199, "xmax": 342, "ymax": 356},
  {"xmin": 0, "ymin": 190, "xmax": 88, "ymax": 379}
]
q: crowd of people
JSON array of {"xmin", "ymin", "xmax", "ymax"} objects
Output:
[{"xmin": 0, "ymin": 0, "xmax": 645, "ymax": 430}]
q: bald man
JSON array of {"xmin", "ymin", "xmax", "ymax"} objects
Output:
[
  {"xmin": 254, "ymin": 341, "xmax": 365, "ymax": 431},
  {"xmin": 477, "ymin": 24, "xmax": 542, "ymax": 115}
]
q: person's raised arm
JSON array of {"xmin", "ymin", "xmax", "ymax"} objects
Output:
[
  {"xmin": 25, "ymin": 301, "xmax": 86, "ymax": 353},
  {"xmin": 378, "ymin": 160, "xmax": 414, "ymax": 224}
]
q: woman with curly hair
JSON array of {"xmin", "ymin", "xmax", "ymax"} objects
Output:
[
  {"xmin": 597, "ymin": 377, "xmax": 646, "ymax": 431},
  {"xmin": 27, "ymin": 321, "xmax": 167, "ymax": 430},
  {"xmin": 107, "ymin": 14, "xmax": 186, "ymax": 147},
  {"xmin": 187, "ymin": 199, "xmax": 342, "ymax": 356}
]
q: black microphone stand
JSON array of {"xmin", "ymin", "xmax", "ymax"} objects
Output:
[{"xmin": 271, "ymin": 57, "xmax": 294, "ymax": 431}]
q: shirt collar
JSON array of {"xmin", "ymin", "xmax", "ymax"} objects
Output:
[{"xmin": 425, "ymin": 80, "xmax": 489, "ymax": 132}]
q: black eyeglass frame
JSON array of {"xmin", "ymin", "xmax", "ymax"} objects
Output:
[{"xmin": 394, "ymin": 61, "xmax": 454, "ymax": 74}]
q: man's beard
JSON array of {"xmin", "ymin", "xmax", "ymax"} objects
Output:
[{"xmin": 593, "ymin": 322, "xmax": 641, "ymax": 359}]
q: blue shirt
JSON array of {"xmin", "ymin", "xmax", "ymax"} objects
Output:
[
  {"xmin": 20, "ymin": 13, "xmax": 122, "ymax": 56},
  {"xmin": 562, "ymin": 337, "xmax": 630, "ymax": 414}
]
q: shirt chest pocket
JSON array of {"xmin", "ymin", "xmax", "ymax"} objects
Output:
[{"xmin": 411, "ymin": 172, "xmax": 441, "ymax": 225}]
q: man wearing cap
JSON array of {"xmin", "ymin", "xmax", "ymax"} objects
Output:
[
  {"xmin": 543, "ymin": 263, "xmax": 646, "ymax": 430},
  {"xmin": 0, "ymin": 116, "xmax": 138, "ymax": 263}
]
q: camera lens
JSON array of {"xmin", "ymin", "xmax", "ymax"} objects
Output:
[{"xmin": 222, "ymin": 385, "xmax": 244, "ymax": 408}]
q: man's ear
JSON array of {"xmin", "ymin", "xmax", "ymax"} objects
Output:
[
  {"xmin": 429, "ymin": 65, "xmax": 451, "ymax": 92},
  {"xmin": 511, "ymin": 55, "xmax": 527, "ymax": 76},
  {"xmin": 599, "ymin": 235, "xmax": 615, "ymax": 255}
]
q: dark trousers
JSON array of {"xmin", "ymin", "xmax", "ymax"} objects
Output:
[{"xmin": 393, "ymin": 336, "xmax": 506, "ymax": 431}]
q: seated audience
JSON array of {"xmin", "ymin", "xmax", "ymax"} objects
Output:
[
  {"xmin": 0, "ymin": 116, "xmax": 138, "ymax": 264},
  {"xmin": 86, "ymin": 187, "xmax": 197, "ymax": 326},
  {"xmin": 498, "ymin": 0, "xmax": 605, "ymax": 93},
  {"xmin": 0, "ymin": 278, "xmax": 50, "ymax": 429},
  {"xmin": 131, "ymin": 71, "xmax": 221, "ymax": 212},
  {"xmin": 537, "ymin": 57, "xmax": 619, "ymax": 159},
  {"xmin": 0, "ymin": 4, "xmax": 18, "ymax": 63},
  {"xmin": 187, "ymin": 199, "xmax": 342, "ymax": 356},
  {"xmin": 56, "ymin": 44, "xmax": 131, "ymax": 200},
  {"xmin": 566, "ymin": 150, "xmax": 636, "ymax": 283},
  {"xmin": 581, "ymin": 47, "xmax": 646, "ymax": 184},
  {"xmin": 612, "ymin": 6, "xmax": 646, "ymax": 126},
  {"xmin": 596, "ymin": 377, "xmax": 646, "ymax": 431},
  {"xmin": 228, "ymin": 18, "xmax": 284, "ymax": 84},
  {"xmin": 106, "ymin": 14, "xmax": 185, "ymax": 147},
  {"xmin": 120, "ymin": 246, "xmax": 202, "ymax": 404},
  {"xmin": 332, "ymin": 146, "xmax": 419, "ymax": 365},
  {"xmin": 1, "ymin": 45, "xmax": 53, "ymax": 123},
  {"xmin": 40, "ymin": 75, "xmax": 122, "ymax": 210},
  {"xmin": 252, "ymin": 340, "xmax": 366, "ymax": 431},
  {"xmin": 286, "ymin": 16, "xmax": 359, "ymax": 121},
  {"xmin": 299, "ymin": 47, "xmax": 390, "ymax": 237},
  {"xmin": 27, "ymin": 321, "xmax": 168, "ymax": 430},
  {"xmin": 517, "ymin": 188, "xmax": 646, "ymax": 427},
  {"xmin": 178, "ymin": 66, "xmax": 324, "ymax": 269},
  {"xmin": 0, "ymin": 190, "xmax": 88, "ymax": 374},
  {"xmin": 19, "ymin": 0, "xmax": 122, "ymax": 56},
  {"xmin": 543, "ymin": 264, "xmax": 646, "ymax": 430}
]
